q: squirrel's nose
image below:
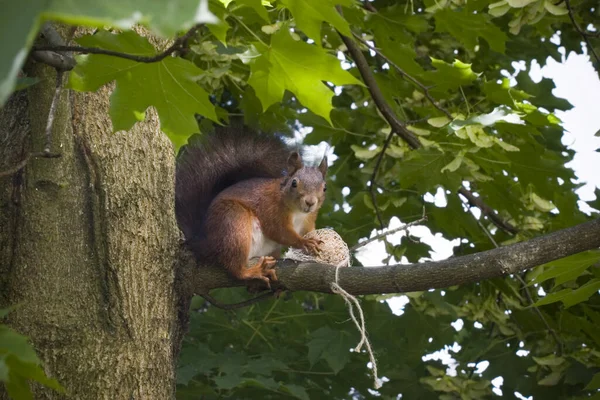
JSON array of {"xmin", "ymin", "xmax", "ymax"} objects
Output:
[{"xmin": 305, "ymin": 198, "xmax": 316, "ymax": 208}]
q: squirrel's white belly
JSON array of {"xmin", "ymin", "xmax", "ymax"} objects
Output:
[
  {"xmin": 249, "ymin": 218, "xmax": 279, "ymax": 259},
  {"xmin": 292, "ymin": 212, "xmax": 307, "ymax": 235}
]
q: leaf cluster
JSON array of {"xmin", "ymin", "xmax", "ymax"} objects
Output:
[{"xmin": 1, "ymin": 0, "xmax": 599, "ymax": 398}]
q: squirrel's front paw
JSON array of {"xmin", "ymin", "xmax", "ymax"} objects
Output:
[{"xmin": 301, "ymin": 238, "xmax": 323, "ymax": 255}]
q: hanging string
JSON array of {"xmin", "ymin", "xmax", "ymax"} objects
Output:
[{"xmin": 330, "ymin": 258, "xmax": 382, "ymax": 389}]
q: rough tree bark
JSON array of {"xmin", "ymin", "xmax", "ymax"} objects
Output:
[{"xmin": 0, "ymin": 54, "xmax": 180, "ymax": 398}]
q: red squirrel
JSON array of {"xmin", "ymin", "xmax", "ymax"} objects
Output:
[{"xmin": 175, "ymin": 127, "xmax": 327, "ymax": 287}]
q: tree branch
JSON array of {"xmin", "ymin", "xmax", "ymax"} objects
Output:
[
  {"xmin": 369, "ymin": 129, "xmax": 396, "ymax": 229},
  {"xmin": 339, "ymin": 32, "xmax": 519, "ymax": 235},
  {"xmin": 340, "ymin": 34, "xmax": 421, "ymax": 149},
  {"xmin": 564, "ymin": 0, "xmax": 600, "ymax": 71},
  {"xmin": 182, "ymin": 219, "xmax": 600, "ymax": 296},
  {"xmin": 32, "ymin": 24, "xmax": 202, "ymax": 64},
  {"xmin": 30, "ymin": 23, "xmax": 76, "ymax": 71},
  {"xmin": 351, "ymin": 32, "xmax": 453, "ymax": 120},
  {"xmin": 31, "ymin": 51, "xmax": 76, "ymax": 71},
  {"xmin": 458, "ymin": 187, "xmax": 518, "ymax": 235}
]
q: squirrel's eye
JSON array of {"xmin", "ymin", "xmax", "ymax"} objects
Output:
[
  {"xmin": 323, "ymin": 184, "xmax": 327, "ymax": 192},
  {"xmin": 291, "ymin": 179, "xmax": 298, "ymax": 188}
]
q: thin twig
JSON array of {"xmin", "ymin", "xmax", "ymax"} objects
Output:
[
  {"xmin": 458, "ymin": 187, "xmax": 518, "ymax": 235},
  {"xmin": 44, "ymin": 71, "xmax": 64, "ymax": 154},
  {"xmin": 350, "ymin": 208, "xmax": 427, "ymax": 251},
  {"xmin": 0, "ymin": 152, "xmax": 62, "ymax": 178},
  {"xmin": 199, "ymin": 291, "xmax": 276, "ymax": 310},
  {"xmin": 351, "ymin": 32, "xmax": 453, "ymax": 119},
  {"xmin": 564, "ymin": 0, "xmax": 600, "ymax": 70},
  {"xmin": 369, "ymin": 129, "xmax": 396, "ymax": 229},
  {"xmin": 363, "ymin": 1, "xmax": 378, "ymax": 12},
  {"xmin": 479, "ymin": 218, "xmax": 563, "ymax": 356},
  {"xmin": 32, "ymin": 24, "xmax": 202, "ymax": 64},
  {"xmin": 514, "ymin": 274, "xmax": 563, "ymax": 355},
  {"xmin": 339, "ymin": 30, "xmax": 519, "ymax": 235},
  {"xmin": 476, "ymin": 217, "xmax": 499, "ymax": 248}
]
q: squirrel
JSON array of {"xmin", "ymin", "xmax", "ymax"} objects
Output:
[{"xmin": 175, "ymin": 126, "xmax": 327, "ymax": 287}]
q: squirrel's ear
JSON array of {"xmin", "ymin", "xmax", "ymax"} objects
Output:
[
  {"xmin": 318, "ymin": 156, "xmax": 328, "ymax": 177},
  {"xmin": 287, "ymin": 152, "xmax": 303, "ymax": 175}
]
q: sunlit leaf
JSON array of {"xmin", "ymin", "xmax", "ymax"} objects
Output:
[
  {"xmin": 279, "ymin": 0, "xmax": 353, "ymax": 44},
  {"xmin": 248, "ymin": 29, "xmax": 362, "ymax": 123}
]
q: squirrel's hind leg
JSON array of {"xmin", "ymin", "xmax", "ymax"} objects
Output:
[{"xmin": 205, "ymin": 200, "xmax": 278, "ymax": 287}]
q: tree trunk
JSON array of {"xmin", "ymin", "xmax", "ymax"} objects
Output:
[{"xmin": 0, "ymin": 56, "xmax": 181, "ymax": 398}]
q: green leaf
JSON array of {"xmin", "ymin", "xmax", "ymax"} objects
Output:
[
  {"xmin": 397, "ymin": 147, "xmax": 463, "ymax": 191},
  {"xmin": 0, "ymin": 0, "xmax": 45, "ymax": 107},
  {"xmin": 449, "ymin": 105, "xmax": 524, "ymax": 130},
  {"xmin": 532, "ymin": 354, "xmax": 565, "ymax": 366},
  {"xmin": 307, "ymin": 326, "xmax": 353, "ymax": 373},
  {"xmin": 4, "ymin": 355, "xmax": 64, "ymax": 392},
  {"xmin": 279, "ymin": 0, "xmax": 353, "ymax": 44},
  {"xmin": 0, "ymin": 357, "xmax": 7, "ymax": 381},
  {"xmin": 235, "ymin": 0, "xmax": 270, "ymax": 22},
  {"xmin": 506, "ymin": 0, "xmax": 537, "ymax": 7},
  {"xmin": 14, "ymin": 77, "xmax": 40, "ymax": 92},
  {"xmin": 488, "ymin": 1, "xmax": 511, "ymax": 17},
  {"xmin": 530, "ymin": 192, "xmax": 555, "ymax": 212},
  {"xmin": 424, "ymin": 59, "xmax": 478, "ymax": 93},
  {"xmin": 529, "ymin": 251, "xmax": 600, "ymax": 286},
  {"xmin": 538, "ymin": 371, "xmax": 563, "ymax": 386},
  {"xmin": 207, "ymin": 0, "xmax": 230, "ymax": 44},
  {"xmin": 281, "ymin": 384, "xmax": 310, "ymax": 400},
  {"xmin": 0, "ymin": 327, "xmax": 64, "ymax": 396},
  {"xmin": 4, "ymin": 372, "xmax": 31, "ymax": 400},
  {"xmin": 441, "ymin": 149, "xmax": 466, "ymax": 173},
  {"xmin": 44, "ymin": 0, "xmax": 219, "ymax": 37},
  {"xmin": 0, "ymin": 306, "xmax": 18, "ymax": 319},
  {"xmin": 67, "ymin": 31, "xmax": 218, "ymax": 149},
  {"xmin": 483, "ymin": 78, "xmax": 532, "ymax": 106},
  {"xmin": 428, "ymin": 116, "xmax": 451, "ymax": 127},
  {"xmin": 515, "ymin": 73, "xmax": 572, "ymax": 111},
  {"xmin": 534, "ymin": 279, "xmax": 600, "ymax": 308},
  {"xmin": 543, "ymin": 0, "xmax": 568, "ymax": 15},
  {"xmin": 365, "ymin": 6, "xmax": 428, "ymax": 77},
  {"xmin": 351, "ymin": 144, "xmax": 380, "ymax": 160},
  {"xmin": 214, "ymin": 373, "xmax": 243, "ymax": 390},
  {"xmin": 0, "ymin": 326, "xmax": 40, "ymax": 365},
  {"xmin": 587, "ymin": 188, "xmax": 600, "ymax": 211},
  {"xmin": 434, "ymin": 8, "xmax": 507, "ymax": 53},
  {"xmin": 585, "ymin": 372, "xmax": 600, "ymax": 390},
  {"xmin": 248, "ymin": 29, "xmax": 362, "ymax": 123}
]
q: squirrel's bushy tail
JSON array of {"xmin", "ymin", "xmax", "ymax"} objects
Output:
[{"xmin": 175, "ymin": 127, "xmax": 290, "ymax": 251}]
